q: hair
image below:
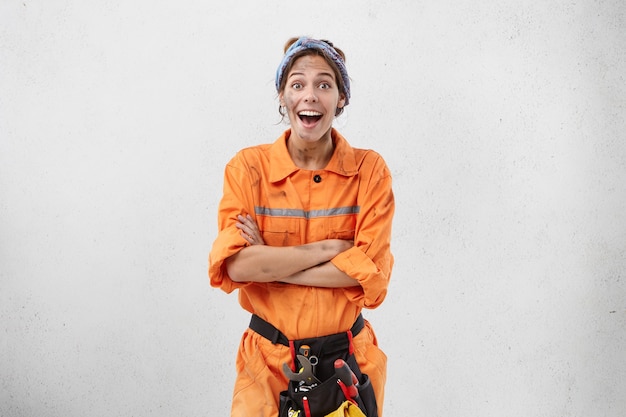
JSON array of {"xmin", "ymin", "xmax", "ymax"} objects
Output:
[{"xmin": 277, "ymin": 37, "xmax": 348, "ymax": 117}]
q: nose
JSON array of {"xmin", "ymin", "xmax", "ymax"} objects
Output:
[{"xmin": 303, "ymin": 86, "xmax": 318, "ymax": 102}]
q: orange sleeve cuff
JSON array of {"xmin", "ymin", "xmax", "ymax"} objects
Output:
[{"xmin": 331, "ymin": 246, "xmax": 391, "ymax": 309}]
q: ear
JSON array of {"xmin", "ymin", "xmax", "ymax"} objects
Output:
[
  {"xmin": 337, "ymin": 95, "xmax": 346, "ymax": 109},
  {"xmin": 279, "ymin": 92, "xmax": 285, "ymax": 107}
]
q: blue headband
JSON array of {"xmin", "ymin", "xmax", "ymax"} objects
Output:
[{"xmin": 275, "ymin": 37, "xmax": 351, "ymax": 105}]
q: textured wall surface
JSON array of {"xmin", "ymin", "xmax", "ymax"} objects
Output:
[{"xmin": 1, "ymin": 1, "xmax": 625, "ymax": 416}]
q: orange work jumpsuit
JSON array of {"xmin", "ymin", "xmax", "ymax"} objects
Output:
[{"xmin": 209, "ymin": 128, "xmax": 394, "ymax": 417}]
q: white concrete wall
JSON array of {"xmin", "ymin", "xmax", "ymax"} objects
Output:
[{"xmin": 1, "ymin": 1, "xmax": 625, "ymax": 416}]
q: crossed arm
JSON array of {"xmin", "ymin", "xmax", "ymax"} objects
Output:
[{"xmin": 225, "ymin": 215, "xmax": 360, "ymax": 288}]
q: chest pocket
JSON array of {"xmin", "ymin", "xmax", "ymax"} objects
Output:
[
  {"xmin": 259, "ymin": 217, "xmax": 301, "ymax": 247},
  {"xmin": 326, "ymin": 214, "xmax": 356, "ymax": 240}
]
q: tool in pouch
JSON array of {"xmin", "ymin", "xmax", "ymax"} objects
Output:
[
  {"xmin": 282, "ymin": 346, "xmax": 321, "ymax": 391},
  {"xmin": 334, "ymin": 359, "xmax": 360, "ymax": 405},
  {"xmin": 281, "ymin": 346, "xmax": 373, "ymax": 417}
]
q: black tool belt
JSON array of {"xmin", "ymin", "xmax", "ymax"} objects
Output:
[
  {"xmin": 249, "ymin": 313, "xmax": 364, "ymax": 347},
  {"xmin": 248, "ymin": 314, "xmax": 377, "ymax": 417}
]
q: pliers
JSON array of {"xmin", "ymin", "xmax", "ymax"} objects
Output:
[{"xmin": 282, "ymin": 354, "xmax": 321, "ymax": 385}]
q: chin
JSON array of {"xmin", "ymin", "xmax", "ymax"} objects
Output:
[{"xmin": 293, "ymin": 125, "xmax": 332, "ymax": 142}]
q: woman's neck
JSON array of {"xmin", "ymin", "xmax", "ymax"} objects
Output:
[{"xmin": 287, "ymin": 131, "xmax": 335, "ymax": 170}]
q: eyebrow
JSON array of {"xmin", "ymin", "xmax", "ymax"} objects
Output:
[{"xmin": 288, "ymin": 71, "xmax": 335, "ymax": 80}]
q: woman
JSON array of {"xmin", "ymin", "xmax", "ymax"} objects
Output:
[{"xmin": 209, "ymin": 36, "xmax": 394, "ymax": 417}]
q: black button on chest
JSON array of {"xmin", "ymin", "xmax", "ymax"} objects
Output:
[{"xmin": 313, "ymin": 174, "xmax": 322, "ymax": 183}]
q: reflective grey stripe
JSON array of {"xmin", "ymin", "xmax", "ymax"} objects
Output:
[{"xmin": 255, "ymin": 206, "xmax": 359, "ymax": 219}]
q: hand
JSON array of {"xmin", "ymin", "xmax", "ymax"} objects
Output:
[{"xmin": 236, "ymin": 214, "xmax": 265, "ymax": 245}]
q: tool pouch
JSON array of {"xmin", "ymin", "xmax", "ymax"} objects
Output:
[
  {"xmin": 276, "ymin": 326, "xmax": 378, "ymax": 417},
  {"xmin": 278, "ymin": 371, "xmax": 375, "ymax": 417},
  {"xmin": 249, "ymin": 314, "xmax": 378, "ymax": 417}
]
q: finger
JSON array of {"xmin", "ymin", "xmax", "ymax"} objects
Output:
[
  {"xmin": 237, "ymin": 216, "xmax": 254, "ymax": 230},
  {"xmin": 236, "ymin": 223, "xmax": 255, "ymax": 241},
  {"xmin": 237, "ymin": 215, "xmax": 264, "ymax": 245},
  {"xmin": 240, "ymin": 230, "xmax": 254, "ymax": 243},
  {"xmin": 235, "ymin": 222, "xmax": 249, "ymax": 234},
  {"xmin": 245, "ymin": 217, "xmax": 260, "ymax": 233}
]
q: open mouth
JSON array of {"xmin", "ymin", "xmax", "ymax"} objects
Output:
[{"xmin": 298, "ymin": 110, "xmax": 323, "ymax": 127}]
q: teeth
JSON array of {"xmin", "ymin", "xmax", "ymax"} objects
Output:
[{"xmin": 298, "ymin": 111, "xmax": 322, "ymax": 117}]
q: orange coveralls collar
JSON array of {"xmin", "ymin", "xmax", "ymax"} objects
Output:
[{"xmin": 268, "ymin": 128, "xmax": 359, "ymax": 183}]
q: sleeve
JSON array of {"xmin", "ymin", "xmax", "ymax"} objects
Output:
[
  {"xmin": 208, "ymin": 153, "xmax": 255, "ymax": 293},
  {"xmin": 330, "ymin": 153, "xmax": 395, "ymax": 308}
]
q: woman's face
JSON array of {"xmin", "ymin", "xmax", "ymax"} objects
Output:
[{"xmin": 279, "ymin": 54, "xmax": 345, "ymax": 143}]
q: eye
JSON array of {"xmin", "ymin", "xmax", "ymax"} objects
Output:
[
  {"xmin": 291, "ymin": 82, "xmax": 303, "ymax": 89},
  {"xmin": 319, "ymin": 82, "xmax": 331, "ymax": 89}
]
